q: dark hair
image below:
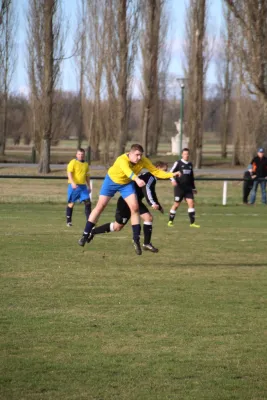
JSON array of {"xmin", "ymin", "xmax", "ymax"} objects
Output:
[
  {"xmin": 182, "ymin": 148, "xmax": 189, "ymax": 153},
  {"xmin": 77, "ymin": 148, "xmax": 85, "ymax": 153},
  {"xmin": 130, "ymin": 144, "xmax": 144, "ymax": 153},
  {"xmin": 155, "ymin": 161, "xmax": 168, "ymax": 169}
]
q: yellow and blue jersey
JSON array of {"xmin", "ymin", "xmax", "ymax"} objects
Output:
[
  {"xmin": 67, "ymin": 159, "xmax": 90, "ymax": 185},
  {"xmin": 108, "ymin": 153, "xmax": 174, "ymax": 184}
]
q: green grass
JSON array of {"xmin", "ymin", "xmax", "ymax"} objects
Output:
[{"xmin": 1, "ymin": 200, "xmax": 267, "ymax": 400}]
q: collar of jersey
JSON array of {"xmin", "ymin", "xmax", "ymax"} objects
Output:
[
  {"xmin": 181, "ymin": 159, "xmax": 189, "ymax": 164},
  {"xmin": 76, "ymin": 158, "xmax": 85, "ymax": 163}
]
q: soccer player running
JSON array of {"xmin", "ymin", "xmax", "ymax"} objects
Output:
[
  {"xmin": 85, "ymin": 161, "xmax": 168, "ymax": 254},
  {"xmin": 66, "ymin": 148, "xmax": 91, "ymax": 226},
  {"xmin": 168, "ymin": 148, "xmax": 200, "ymax": 228},
  {"xmin": 78, "ymin": 144, "xmax": 181, "ymax": 255}
]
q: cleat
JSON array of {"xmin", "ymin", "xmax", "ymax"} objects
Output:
[
  {"xmin": 87, "ymin": 229, "xmax": 95, "ymax": 244},
  {"xmin": 190, "ymin": 223, "xmax": 200, "ymax": 228},
  {"xmin": 132, "ymin": 240, "xmax": 142, "ymax": 255},
  {"xmin": 66, "ymin": 222, "xmax": 72, "ymax": 227},
  {"xmin": 143, "ymin": 243, "xmax": 159, "ymax": 253},
  {"xmin": 78, "ymin": 235, "xmax": 88, "ymax": 247},
  {"xmin": 168, "ymin": 221, "xmax": 174, "ymax": 227}
]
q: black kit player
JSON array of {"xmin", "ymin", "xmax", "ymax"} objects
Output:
[
  {"xmin": 168, "ymin": 148, "xmax": 200, "ymax": 228},
  {"xmin": 86, "ymin": 161, "xmax": 173, "ymax": 254}
]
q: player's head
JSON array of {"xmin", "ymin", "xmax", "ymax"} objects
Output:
[
  {"xmin": 76, "ymin": 148, "xmax": 85, "ymax": 161},
  {"xmin": 257, "ymin": 147, "xmax": 264, "ymax": 158},
  {"xmin": 155, "ymin": 161, "xmax": 168, "ymax": 172},
  {"xmin": 181, "ymin": 148, "xmax": 190, "ymax": 161},
  {"xmin": 128, "ymin": 144, "xmax": 144, "ymax": 164}
]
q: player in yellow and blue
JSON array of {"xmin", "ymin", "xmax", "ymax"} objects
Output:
[
  {"xmin": 78, "ymin": 144, "xmax": 181, "ymax": 255},
  {"xmin": 66, "ymin": 148, "xmax": 91, "ymax": 227}
]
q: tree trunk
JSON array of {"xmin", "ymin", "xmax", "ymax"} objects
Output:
[
  {"xmin": 39, "ymin": 0, "xmax": 54, "ymax": 173},
  {"xmin": 114, "ymin": 0, "xmax": 128, "ymax": 157}
]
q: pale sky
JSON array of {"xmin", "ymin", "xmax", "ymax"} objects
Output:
[{"xmin": 14, "ymin": 0, "xmax": 223, "ymax": 96}]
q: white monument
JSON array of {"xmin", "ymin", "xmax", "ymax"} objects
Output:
[{"xmin": 171, "ymin": 120, "xmax": 189, "ymax": 155}]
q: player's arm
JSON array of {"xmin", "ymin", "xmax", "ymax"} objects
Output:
[
  {"xmin": 85, "ymin": 166, "xmax": 91, "ymax": 192},
  {"xmin": 143, "ymin": 157, "xmax": 181, "ymax": 180},
  {"xmin": 118, "ymin": 158, "xmax": 145, "ymax": 187},
  {"xmin": 144, "ymin": 176, "xmax": 160, "ymax": 209},
  {"xmin": 191, "ymin": 167, "xmax": 197, "ymax": 193},
  {"xmin": 67, "ymin": 160, "xmax": 77, "ymax": 189}
]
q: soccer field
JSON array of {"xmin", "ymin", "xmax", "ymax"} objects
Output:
[{"xmin": 1, "ymin": 201, "xmax": 267, "ymax": 400}]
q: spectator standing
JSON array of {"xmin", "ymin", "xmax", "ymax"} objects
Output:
[{"xmin": 249, "ymin": 148, "xmax": 267, "ymax": 204}]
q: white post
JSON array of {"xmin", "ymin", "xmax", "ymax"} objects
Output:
[
  {"xmin": 222, "ymin": 181, "xmax": 228, "ymax": 205},
  {"xmin": 90, "ymin": 179, "xmax": 93, "ymax": 202}
]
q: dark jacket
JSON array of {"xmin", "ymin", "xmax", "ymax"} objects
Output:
[{"xmin": 251, "ymin": 156, "xmax": 267, "ymax": 178}]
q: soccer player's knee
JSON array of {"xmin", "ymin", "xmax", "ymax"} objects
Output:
[{"xmin": 114, "ymin": 223, "xmax": 123, "ymax": 231}]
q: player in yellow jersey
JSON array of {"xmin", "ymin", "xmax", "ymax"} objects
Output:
[
  {"xmin": 66, "ymin": 148, "xmax": 91, "ymax": 226},
  {"xmin": 78, "ymin": 144, "xmax": 181, "ymax": 254}
]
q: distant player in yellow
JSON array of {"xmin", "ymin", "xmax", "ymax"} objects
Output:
[
  {"xmin": 66, "ymin": 148, "xmax": 91, "ymax": 227},
  {"xmin": 78, "ymin": 143, "xmax": 181, "ymax": 255}
]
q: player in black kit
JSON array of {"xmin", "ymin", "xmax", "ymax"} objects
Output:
[
  {"xmin": 168, "ymin": 148, "xmax": 200, "ymax": 228},
  {"xmin": 86, "ymin": 161, "xmax": 171, "ymax": 254}
]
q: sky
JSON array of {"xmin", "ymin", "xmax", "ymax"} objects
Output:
[{"xmin": 14, "ymin": 0, "xmax": 223, "ymax": 96}]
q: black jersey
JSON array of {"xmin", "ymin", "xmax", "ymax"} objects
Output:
[
  {"xmin": 135, "ymin": 172, "xmax": 163, "ymax": 210},
  {"xmin": 170, "ymin": 159, "xmax": 196, "ymax": 189}
]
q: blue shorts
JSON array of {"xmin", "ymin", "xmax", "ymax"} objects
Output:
[
  {"xmin": 67, "ymin": 184, "xmax": 90, "ymax": 203},
  {"xmin": 99, "ymin": 174, "xmax": 136, "ymax": 199}
]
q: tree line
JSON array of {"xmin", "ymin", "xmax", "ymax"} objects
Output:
[{"xmin": 0, "ymin": 0, "xmax": 267, "ymax": 171}]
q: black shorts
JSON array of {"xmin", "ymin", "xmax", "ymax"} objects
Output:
[
  {"xmin": 174, "ymin": 186, "xmax": 194, "ymax": 202},
  {"xmin": 115, "ymin": 197, "xmax": 150, "ymax": 225}
]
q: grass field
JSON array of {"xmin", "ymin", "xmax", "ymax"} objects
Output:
[{"xmin": 1, "ymin": 176, "xmax": 267, "ymax": 400}]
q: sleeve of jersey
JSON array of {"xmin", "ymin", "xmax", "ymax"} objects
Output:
[
  {"xmin": 143, "ymin": 157, "xmax": 174, "ymax": 179},
  {"xmin": 67, "ymin": 160, "xmax": 75, "ymax": 173},
  {"xmin": 118, "ymin": 158, "xmax": 137, "ymax": 180},
  {"xmin": 145, "ymin": 176, "xmax": 157, "ymax": 206},
  {"xmin": 169, "ymin": 161, "xmax": 179, "ymax": 181},
  {"xmin": 191, "ymin": 168, "xmax": 196, "ymax": 189}
]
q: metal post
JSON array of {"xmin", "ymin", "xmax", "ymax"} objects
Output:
[
  {"xmin": 180, "ymin": 83, "xmax": 185, "ymax": 158},
  {"xmin": 222, "ymin": 181, "xmax": 228, "ymax": 205}
]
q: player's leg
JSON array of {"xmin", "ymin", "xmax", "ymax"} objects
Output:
[
  {"xmin": 186, "ymin": 197, "xmax": 200, "ymax": 228},
  {"xmin": 141, "ymin": 210, "xmax": 159, "ymax": 253},
  {"xmin": 168, "ymin": 186, "xmax": 182, "ymax": 226},
  {"xmin": 66, "ymin": 183, "xmax": 79, "ymax": 226},
  {"xmin": 90, "ymin": 197, "xmax": 130, "ymax": 242},
  {"xmin": 78, "ymin": 195, "xmax": 111, "ymax": 246},
  {"xmin": 124, "ymin": 193, "xmax": 142, "ymax": 255},
  {"xmin": 66, "ymin": 202, "xmax": 74, "ymax": 226}
]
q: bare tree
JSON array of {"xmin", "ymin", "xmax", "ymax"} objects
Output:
[
  {"xmin": 140, "ymin": 0, "xmax": 161, "ymax": 156},
  {"xmin": 184, "ymin": 0, "xmax": 208, "ymax": 168},
  {"xmin": 224, "ymin": 0, "xmax": 267, "ymax": 149},
  {"xmin": 26, "ymin": 0, "xmax": 65, "ymax": 173},
  {"xmin": 0, "ymin": 0, "xmax": 16, "ymax": 155},
  {"xmin": 216, "ymin": 4, "xmax": 234, "ymax": 159}
]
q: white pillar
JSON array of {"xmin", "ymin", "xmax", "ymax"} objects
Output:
[{"xmin": 222, "ymin": 181, "xmax": 228, "ymax": 205}]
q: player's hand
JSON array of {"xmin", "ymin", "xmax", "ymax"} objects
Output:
[
  {"xmin": 135, "ymin": 177, "xmax": 146, "ymax": 187},
  {"xmin": 193, "ymin": 189, "xmax": 197, "ymax": 195},
  {"xmin": 152, "ymin": 204, "xmax": 160, "ymax": 210},
  {"xmin": 173, "ymin": 171, "xmax": 182, "ymax": 177},
  {"xmin": 71, "ymin": 183, "xmax": 78, "ymax": 189},
  {"xmin": 171, "ymin": 180, "xmax": 177, "ymax": 187}
]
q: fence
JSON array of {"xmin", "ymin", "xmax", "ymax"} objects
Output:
[{"xmin": 0, "ymin": 175, "xmax": 263, "ymax": 205}]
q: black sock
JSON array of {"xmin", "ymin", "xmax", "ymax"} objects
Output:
[
  {"xmin": 84, "ymin": 202, "xmax": 91, "ymax": 220},
  {"xmin": 169, "ymin": 210, "xmax": 176, "ymax": 222},
  {"xmin": 188, "ymin": 208, "xmax": 195, "ymax": 224},
  {"xmin": 132, "ymin": 224, "xmax": 141, "ymax": 242},
  {"xmin": 83, "ymin": 221, "xmax": 95, "ymax": 238},
  {"xmin": 143, "ymin": 223, "xmax": 152, "ymax": 245},
  {"xmin": 66, "ymin": 206, "xmax": 73, "ymax": 223},
  {"xmin": 94, "ymin": 222, "xmax": 112, "ymax": 234}
]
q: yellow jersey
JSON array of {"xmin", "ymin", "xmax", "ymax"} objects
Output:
[
  {"xmin": 67, "ymin": 159, "xmax": 90, "ymax": 185},
  {"xmin": 108, "ymin": 153, "xmax": 174, "ymax": 184}
]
